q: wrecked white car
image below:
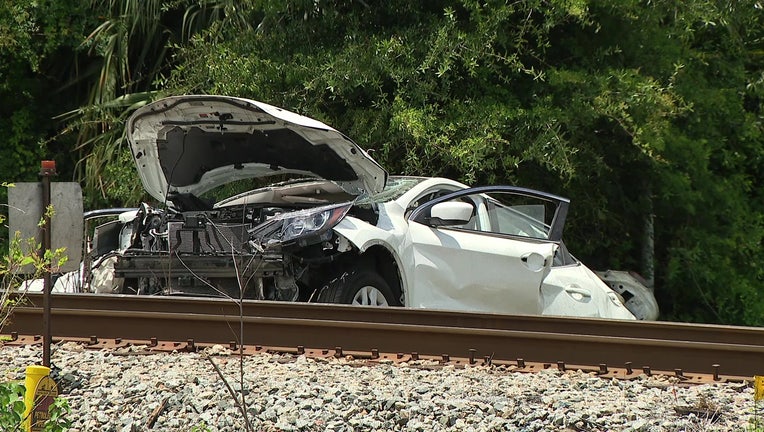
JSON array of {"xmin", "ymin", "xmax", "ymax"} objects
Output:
[{"xmin": 32, "ymin": 95, "xmax": 658, "ymax": 320}]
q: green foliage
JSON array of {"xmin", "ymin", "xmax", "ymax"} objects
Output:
[
  {"xmin": 0, "ymin": 210, "xmax": 72, "ymax": 430},
  {"xmin": 42, "ymin": 397, "xmax": 72, "ymax": 432},
  {"xmin": 1, "ymin": 233, "xmax": 41, "ymax": 330},
  {"xmin": 2, "ymin": 0, "xmax": 764, "ymax": 325},
  {"xmin": 0, "ymin": 381, "xmax": 72, "ymax": 432},
  {"xmin": 163, "ymin": 0, "xmax": 764, "ymax": 325},
  {"xmin": 190, "ymin": 421, "xmax": 212, "ymax": 432},
  {"xmin": 0, "ymin": 380, "xmax": 25, "ymax": 429},
  {"xmin": 61, "ymin": 0, "xmax": 262, "ymax": 207},
  {"xmin": 0, "ymin": 0, "xmax": 98, "ymax": 252},
  {"xmin": 2, "ymin": 210, "xmax": 69, "ymax": 330},
  {"xmin": 167, "ymin": 1, "xmax": 593, "ymax": 185},
  {"xmin": 749, "ymin": 418, "xmax": 764, "ymax": 432}
]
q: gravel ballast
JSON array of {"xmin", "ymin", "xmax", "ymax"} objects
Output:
[{"xmin": 1, "ymin": 342, "xmax": 760, "ymax": 431}]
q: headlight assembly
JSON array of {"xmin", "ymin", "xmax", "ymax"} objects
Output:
[{"xmin": 279, "ymin": 202, "xmax": 352, "ymax": 242}]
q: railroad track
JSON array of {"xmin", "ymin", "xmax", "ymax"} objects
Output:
[{"xmin": 4, "ymin": 293, "xmax": 763, "ymax": 383}]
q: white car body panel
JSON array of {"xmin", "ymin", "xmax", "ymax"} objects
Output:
[
  {"xmin": 334, "ymin": 200, "xmax": 409, "ymax": 251},
  {"xmin": 542, "ymin": 263, "xmax": 635, "ymax": 320},
  {"xmin": 20, "ymin": 265, "xmax": 83, "ymax": 294},
  {"xmin": 406, "ymin": 225, "xmax": 555, "ymax": 314},
  {"xmin": 334, "ymin": 177, "xmax": 637, "ymax": 319},
  {"xmin": 596, "ymin": 270, "xmax": 659, "ymax": 320},
  {"xmin": 127, "ymin": 95, "xmax": 387, "ymax": 200}
]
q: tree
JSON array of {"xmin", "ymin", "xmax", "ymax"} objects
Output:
[
  {"xmin": 0, "ymin": 0, "xmax": 96, "ymax": 251},
  {"xmin": 60, "ymin": 0, "xmax": 260, "ymax": 208},
  {"xmin": 2, "ymin": 0, "xmax": 762, "ymax": 325},
  {"xmin": 163, "ymin": 0, "xmax": 764, "ymax": 325}
]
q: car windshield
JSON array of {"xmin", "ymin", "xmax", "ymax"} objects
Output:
[{"xmin": 356, "ymin": 177, "xmax": 425, "ymax": 205}]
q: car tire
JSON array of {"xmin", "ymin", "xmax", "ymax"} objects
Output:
[{"xmin": 318, "ymin": 267, "xmax": 399, "ymax": 306}]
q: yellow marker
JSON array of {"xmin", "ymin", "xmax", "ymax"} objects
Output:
[
  {"xmin": 755, "ymin": 375, "xmax": 764, "ymax": 401},
  {"xmin": 23, "ymin": 365, "xmax": 59, "ymax": 432}
]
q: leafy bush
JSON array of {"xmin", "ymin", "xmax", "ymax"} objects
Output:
[
  {"xmin": 0, "ymin": 381, "xmax": 25, "ymax": 430},
  {"xmin": 0, "ymin": 380, "xmax": 71, "ymax": 432},
  {"xmin": 0, "ymin": 199, "xmax": 71, "ymax": 430}
]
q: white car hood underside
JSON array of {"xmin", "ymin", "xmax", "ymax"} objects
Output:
[{"xmin": 127, "ymin": 95, "xmax": 387, "ymax": 201}]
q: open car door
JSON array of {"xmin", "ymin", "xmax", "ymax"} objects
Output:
[{"xmin": 406, "ymin": 186, "xmax": 569, "ymax": 315}]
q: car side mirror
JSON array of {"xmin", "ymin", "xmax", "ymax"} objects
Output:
[{"xmin": 419, "ymin": 201, "xmax": 474, "ymax": 227}]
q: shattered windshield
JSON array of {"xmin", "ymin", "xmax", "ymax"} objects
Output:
[{"xmin": 356, "ymin": 177, "xmax": 425, "ymax": 205}]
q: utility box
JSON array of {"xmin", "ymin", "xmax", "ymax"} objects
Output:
[{"xmin": 8, "ymin": 182, "xmax": 83, "ymax": 273}]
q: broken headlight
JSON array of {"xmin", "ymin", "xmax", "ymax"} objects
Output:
[
  {"xmin": 280, "ymin": 202, "xmax": 352, "ymax": 242},
  {"xmin": 247, "ymin": 202, "xmax": 353, "ymax": 249}
]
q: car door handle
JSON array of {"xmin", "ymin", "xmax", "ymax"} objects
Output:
[
  {"xmin": 565, "ymin": 286, "xmax": 592, "ymax": 300},
  {"xmin": 520, "ymin": 252, "xmax": 546, "ymax": 272}
]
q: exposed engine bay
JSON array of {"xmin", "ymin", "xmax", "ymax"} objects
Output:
[{"xmin": 89, "ymin": 181, "xmax": 376, "ymax": 301}]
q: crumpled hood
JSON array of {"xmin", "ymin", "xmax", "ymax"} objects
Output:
[{"xmin": 127, "ymin": 95, "xmax": 387, "ymax": 202}]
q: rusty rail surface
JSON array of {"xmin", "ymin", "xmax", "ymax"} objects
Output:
[{"xmin": 4, "ymin": 293, "xmax": 764, "ymax": 379}]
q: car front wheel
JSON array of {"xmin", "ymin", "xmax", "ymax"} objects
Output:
[{"xmin": 317, "ymin": 267, "xmax": 399, "ymax": 306}]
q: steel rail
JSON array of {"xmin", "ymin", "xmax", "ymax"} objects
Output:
[
  {"xmin": 5, "ymin": 293, "xmax": 764, "ymax": 378},
  {"xmin": 10, "ymin": 293, "xmax": 764, "ymax": 343}
]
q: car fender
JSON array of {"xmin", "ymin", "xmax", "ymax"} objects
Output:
[
  {"xmin": 541, "ymin": 263, "xmax": 636, "ymax": 320},
  {"xmin": 333, "ymin": 209, "xmax": 411, "ymax": 304}
]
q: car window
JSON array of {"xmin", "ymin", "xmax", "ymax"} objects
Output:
[
  {"xmin": 410, "ymin": 186, "xmax": 570, "ymax": 242},
  {"xmin": 482, "ymin": 192, "xmax": 555, "ymax": 239},
  {"xmin": 431, "ymin": 191, "xmax": 555, "ymax": 239}
]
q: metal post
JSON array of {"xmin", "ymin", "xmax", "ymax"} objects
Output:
[{"xmin": 39, "ymin": 160, "xmax": 56, "ymax": 367}]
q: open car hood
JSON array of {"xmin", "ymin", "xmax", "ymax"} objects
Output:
[{"xmin": 127, "ymin": 95, "xmax": 387, "ymax": 202}]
